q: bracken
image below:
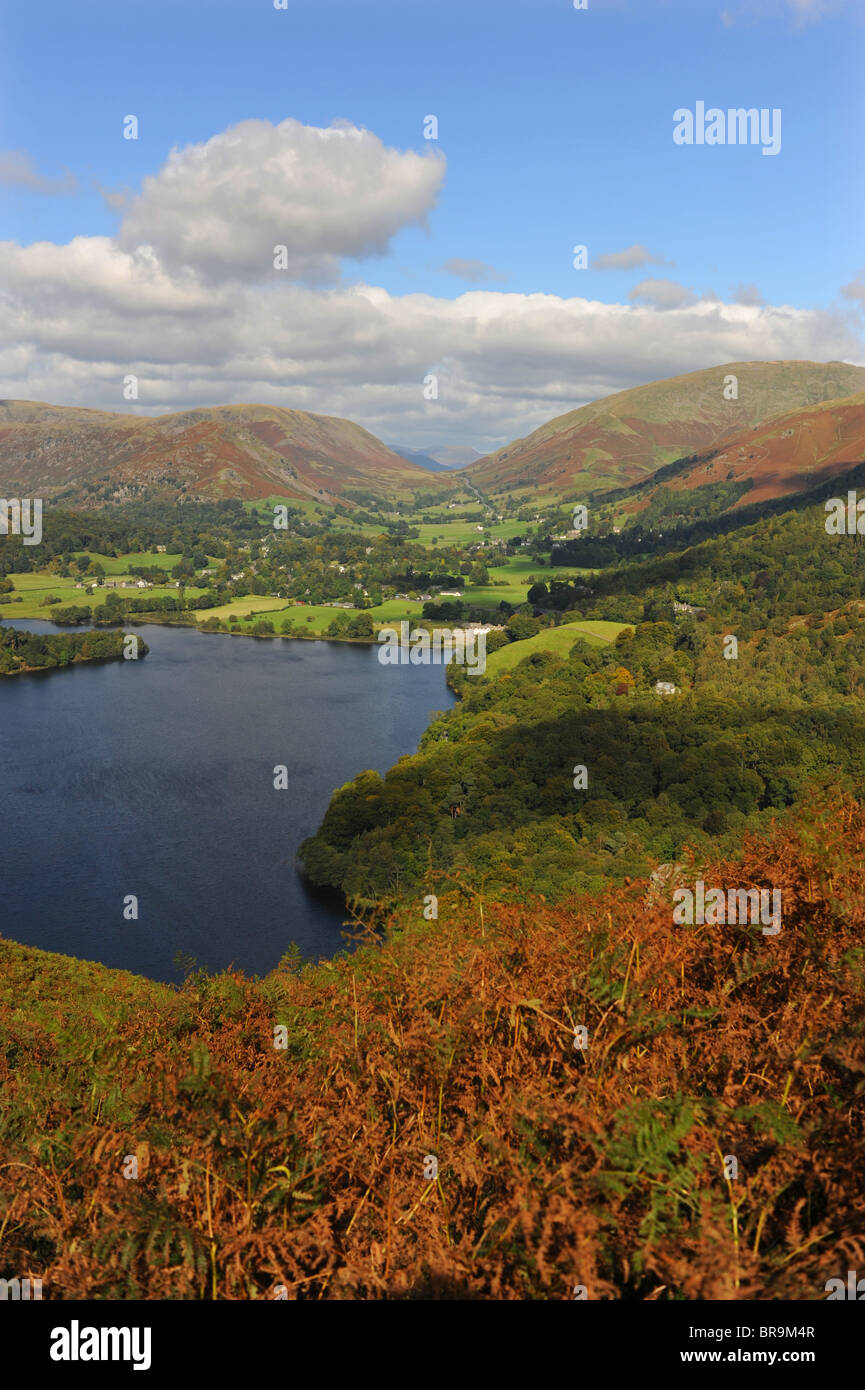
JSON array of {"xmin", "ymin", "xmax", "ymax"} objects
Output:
[{"xmin": 0, "ymin": 794, "xmax": 863, "ymax": 1300}]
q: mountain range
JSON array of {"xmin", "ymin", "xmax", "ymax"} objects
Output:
[
  {"xmin": 618, "ymin": 386, "xmax": 865, "ymax": 522},
  {"xmin": 1, "ymin": 361, "xmax": 864, "ymax": 515},
  {"xmin": 0, "ymin": 401, "xmax": 436, "ymax": 508},
  {"xmin": 387, "ymin": 444, "xmax": 483, "ymax": 472},
  {"xmin": 464, "ymin": 361, "xmax": 865, "ymax": 501}
]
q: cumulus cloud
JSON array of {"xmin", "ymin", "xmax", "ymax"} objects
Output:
[
  {"xmin": 591, "ymin": 244, "xmax": 670, "ymax": 272},
  {"xmin": 628, "ymin": 278, "xmax": 698, "ymax": 309},
  {"xmin": 115, "ymin": 118, "xmax": 445, "ymax": 284},
  {"xmin": 731, "ymin": 282, "xmax": 765, "ymax": 306},
  {"xmin": 441, "ymin": 258, "xmax": 508, "ymax": 284},
  {"xmin": 842, "ymin": 278, "xmax": 865, "ymax": 306},
  {"xmin": 0, "ymin": 117, "xmax": 860, "ymax": 449},
  {"xmin": 0, "ymin": 150, "xmax": 77, "ymax": 194},
  {"xmin": 0, "ymin": 235, "xmax": 860, "ymax": 447},
  {"xmin": 97, "ymin": 183, "xmax": 133, "ymax": 212}
]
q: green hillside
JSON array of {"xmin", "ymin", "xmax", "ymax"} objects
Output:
[
  {"xmin": 465, "ymin": 361, "xmax": 865, "ymax": 501},
  {"xmin": 484, "ymin": 619, "xmax": 625, "ymax": 673}
]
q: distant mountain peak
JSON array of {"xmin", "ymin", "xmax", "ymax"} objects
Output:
[{"xmin": 387, "ymin": 443, "xmax": 483, "ymax": 472}]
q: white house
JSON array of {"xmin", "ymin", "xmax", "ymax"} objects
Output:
[{"xmin": 654, "ymin": 680, "xmax": 679, "ymax": 696}]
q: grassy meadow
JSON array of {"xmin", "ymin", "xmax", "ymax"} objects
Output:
[
  {"xmin": 484, "ymin": 619, "xmax": 626, "ymax": 674},
  {"xmin": 2, "ymin": 573, "xmax": 209, "ymax": 623}
]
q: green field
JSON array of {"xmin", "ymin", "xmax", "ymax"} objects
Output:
[
  {"xmin": 3, "ymin": 572, "xmax": 75, "ymax": 591},
  {"xmin": 413, "ymin": 518, "xmax": 529, "ymax": 547},
  {"xmin": 460, "ymin": 558, "xmax": 595, "ymax": 608},
  {"xmin": 484, "ymin": 620, "xmax": 626, "ymax": 675},
  {"xmin": 71, "ymin": 550, "xmax": 195, "ymax": 574},
  {"xmin": 367, "ymin": 598, "xmax": 424, "ymax": 624},
  {"xmin": 3, "ymin": 540, "xmax": 602, "ymax": 643},
  {"xmin": 495, "ymin": 556, "xmax": 594, "ymax": 582},
  {"xmin": 460, "ymin": 573, "xmax": 546, "ymax": 607},
  {"xmin": 416, "ymin": 502, "xmax": 483, "ymax": 519},
  {"xmin": 196, "ymin": 595, "xmax": 289, "ymax": 623},
  {"xmin": 275, "ymin": 598, "xmax": 423, "ymax": 635},
  {"xmin": 247, "ymin": 497, "xmax": 387, "ymax": 535},
  {"xmin": 2, "ymin": 571, "xmax": 208, "ymax": 622},
  {"xmin": 460, "ymin": 583, "xmax": 524, "ymax": 607},
  {"xmin": 208, "ymin": 596, "xmax": 425, "ymax": 635},
  {"xmin": 2, "ymin": 566, "xmax": 426, "ymax": 636}
]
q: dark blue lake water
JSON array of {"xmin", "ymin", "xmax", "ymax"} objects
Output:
[{"xmin": 0, "ymin": 620, "xmax": 453, "ymax": 983}]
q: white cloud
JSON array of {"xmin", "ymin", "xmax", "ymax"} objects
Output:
[
  {"xmin": 0, "ymin": 238, "xmax": 859, "ymax": 448},
  {"xmin": 0, "ymin": 150, "xmax": 77, "ymax": 195},
  {"xmin": 731, "ymin": 282, "xmax": 765, "ymax": 306},
  {"xmin": 115, "ymin": 117, "xmax": 445, "ymax": 284},
  {"xmin": 0, "ymin": 118, "xmax": 861, "ymax": 450},
  {"xmin": 441, "ymin": 258, "xmax": 508, "ymax": 284},
  {"xmin": 591, "ymin": 244, "xmax": 670, "ymax": 272},
  {"xmin": 628, "ymin": 278, "xmax": 698, "ymax": 309},
  {"xmin": 842, "ymin": 278, "xmax": 865, "ymax": 306},
  {"xmin": 97, "ymin": 183, "xmax": 133, "ymax": 212}
]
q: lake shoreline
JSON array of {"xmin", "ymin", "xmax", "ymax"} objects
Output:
[{"xmin": 1, "ymin": 618, "xmax": 454, "ymax": 982}]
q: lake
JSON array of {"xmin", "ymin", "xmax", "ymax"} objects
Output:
[{"xmin": 0, "ymin": 620, "xmax": 453, "ymax": 983}]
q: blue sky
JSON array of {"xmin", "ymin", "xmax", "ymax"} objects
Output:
[{"xmin": 1, "ymin": 0, "xmax": 862, "ymax": 448}]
